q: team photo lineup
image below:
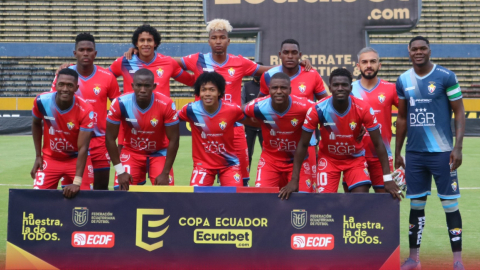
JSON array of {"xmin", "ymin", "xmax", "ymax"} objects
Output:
[{"xmin": 30, "ymin": 17, "xmax": 466, "ymax": 269}]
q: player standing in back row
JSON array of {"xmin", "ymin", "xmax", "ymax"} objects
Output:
[
  {"xmin": 396, "ymin": 36, "xmax": 466, "ymax": 270},
  {"xmin": 349, "ymin": 47, "xmax": 398, "ymax": 193}
]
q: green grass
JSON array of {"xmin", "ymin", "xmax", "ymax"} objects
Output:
[{"xmin": 0, "ymin": 136, "xmax": 479, "ymax": 269}]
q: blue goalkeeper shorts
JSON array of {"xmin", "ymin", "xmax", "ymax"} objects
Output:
[{"xmin": 405, "ymin": 151, "xmax": 460, "ymax": 199}]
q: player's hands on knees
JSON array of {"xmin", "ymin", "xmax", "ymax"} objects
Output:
[
  {"xmin": 55, "ymin": 63, "xmax": 71, "ymax": 75},
  {"xmin": 356, "ymin": 126, "xmax": 366, "ymax": 142},
  {"xmin": 30, "ymin": 156, "xmax": 43, "ymax": 179},
  {"xmin": 450, "ymin": 147, "xmax": 462, "ymax": 171},
  {"xmin": 118, "ymin": 173, "xmax": 132, "ymax": 191},
  {"xmin": 154, "ymin": 172, "xmax": 170, "ymax": 186},
  {"xmin": 384, "ymin": 181, "xmax": 404, "ymax": 201},
  {"xmin": 63, "ymin": 184, "xmax": 80, "ymax": 199},
  {"xmin": 124, "ymin": 48, "xmax": 138, "ymax": 60},
  {"xmin": 394, "ymin": 154, "xmax": 405, "ymax": 170},
  {"xmin": 279, "ymin": 180, "xmax": 299, "ymax": 200},
  {"xmin": 299, "ymin": 59, "xmax": 312, "ymax": 71}
]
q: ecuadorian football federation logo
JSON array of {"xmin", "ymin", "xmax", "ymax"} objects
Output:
[
  {"xmin": 67, "ymin": 122, "xmax": 75, "ymax": 130},
  {"xmin": 72, "ymin": 207, "xmax": 89, "ymax": 227},
  {"xmin": 378, "ymin": 93, "xmax": 385, "ymax": 103},
  {"xmin": 298, "ymin": 83, "xmax": 306, "ymax": 93},
  {"xmin": 93, "ymin": 86, "xmax": 101, "ymax": 95},
  {"xmin": 219, "ymin": 121, "xmax": 227, "ymax": 130},
  {"xmin": 156, "ymin": 68, "xmax": 164, "ymax": 78},
  {"xmin": 228, "ymin": 68, "xmax": 235, "ymax": 77},
  {"xmin": 349, "ymin": 121, "xmax": 357, "ymax": 130},
  {"xmin": 234, "ymin": 173, "xmax": 241, "ymax": 182},
  {"xmin": 428, "ymin": 81, "xmax": 436, "ymax": 94},
  {"xmin": 291, "ymin": 209, "xmax": 307, "ymax": 229},
  {"xmin": 291, "ymin": 118, "xmax": 298, "ymax": 127},
  {"xmin": 150, "ymin": 117, "xmax": 158, "ymax": 127}
]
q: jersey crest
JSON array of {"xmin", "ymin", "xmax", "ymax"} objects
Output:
[
  {"xmin": 291, "ymin": 118, "xmax": 299, "ymax": 127},
  {"xmin": 156, "ymin": 68, "xmax": 164, "ymax": 78},
  {"xmin": 298, "ymin": 83, "xmax": 306, "ymax": 93},
  {"xmin": 349, "ymin": 121, "xmax": 357, "ymax": 130},
  {"xmin": 150, "ymin": 117, "xmax": 158, "ymax": 127},
  {"xmin": 67, "ymin": 122, "xmax": 75, "ymax": 130},
  {"xmin": 428, "ymin": 82, "xmax": 436, "ymax": 94},
  {"xmin": 93, "ymin": 86, "xmax": 101, "ymax": 95},
  {"xmin": 228, "ymin": 67, "xmax": 235, "ymax": 77},
  {"xmin": 219, "ymin": 121, "xmax": 227, "ymax": 130},
  {"xmin": 378, "ymin": 93, "xmax": 385, "ymax": 103}
]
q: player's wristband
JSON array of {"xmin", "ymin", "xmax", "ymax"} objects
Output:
[
  {"xmin": 383, "ymin": 175, "xmax": 393, "ymax": 182},
  {"xmin": 73, "ymin": 176, "xmax": 82, "ymax": 186},
  {"xmin": 114, "ymin": 163, "xmax": 125, "ymax": 175}
]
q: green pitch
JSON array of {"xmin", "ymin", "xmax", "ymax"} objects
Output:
[{"xmin": 0, "ymin": 136, "xmax": 479, "ymax": 269}]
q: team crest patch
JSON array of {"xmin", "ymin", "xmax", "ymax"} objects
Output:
[
  {"xmin": 228, "ymin": 68, "xmax": 235, "ymax": 77},
  {"xmin": 378, "ymin": 93, "xmax": 385, "ymax": 103},
  {"xmin": 450, "ymin": 228, "xmax": 462, "ymax": 235},
  {"xmin": 451, "ymin": 180, "xmax": 458, "ymax": 191},
  {"xmin": 150, "ymin": 117, "xmax": 158, "ymax": 127},
  {"xmin": 349, "ymin": 121, "xmax": 357, "ymax": 130},
  {"xmin": 93, "ymin": 86, "xmax": 101, "ymax": 95},
  {"xmin": 234, "ymin": 173, "xmax": 241, "ymax": 182},
  {"xmin": 291, "ymin": 209, "xmax": 307, "ymax": 229},
  {"xmin": 363, "ymin": 168, "xmax": 369, "ymax": 177},
  {"xmin": 409, "ymin": 224, "xmax": 415, "ymax": 229},
  {"xmin": 306, "ymin": 179, "xmax": 311, "ymax": 188},
  {"xmin": 156, "ymin": 68, "xmax": 164, "ymax": 78},
  {"xmin": 169, "ymin": 175, "xmax": 173, "ymax": 184},
  {"xmin": 298, "ymin": 83, "xmax": 306, "ymax": 93},
  {"xmin": 428, "ymin": 81, "xmax": 436, "ymax": 94},
  {"xmin": 291, "ymin": 118, "xmax": 298, "ymax": 127},
  {"xmin": 219, "ymin": 121, "xmax": 227, "ymax": 130},
  {"xmin": 67, "ymin": 122, "xmax": 75, "ymax": 130}
]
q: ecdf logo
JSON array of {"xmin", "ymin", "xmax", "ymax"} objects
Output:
[
  {"xmin": 291, "ymin": 209, "xmax": 307, "ymax": 229},
  {"xmin": 72, "ymin": 232, "xmax": 115, "ymax": 248},
  {"xmin": 291, "ymin": 234, "xmax": 334, "ymax": 250},
  {"xmin": 136, "ymin": 209, "xmax": 170, "ymax": 251}
]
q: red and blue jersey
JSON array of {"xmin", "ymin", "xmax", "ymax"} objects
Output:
[
  {"xmin": 178, "ymin": 101, "xmax": 245, "ymax": 169},
  {"xmin": 351, "ymin": 79, "xmax": 398, "ymax": 158},
  {"xmin": 109, "ymin": 53, "xmax": 194, "ymax": 96},
  {"xmin": 51, "ymin": 65, "xmax": 120, "ymax": 138},
  {"xmin": 303, "ymin": 96, "xmax": 379, "ymax": 160},
  {"xmin": 260, "ymin": 66, "xmax": 326, "ymax": 101},
  {"xmin": 107, "ymin": 92, "xmax": 179, "ymax": 156},
  {"xmin": 32, "ymin": 92, "xmax": 94, "ymax": 159},
  {"xmin": 181, "ymin": 53, "xmax": 260, "ymax": 105},
  {"xmin": 244, "ymin": 95, "xmax": 314, "ymax": 163}
]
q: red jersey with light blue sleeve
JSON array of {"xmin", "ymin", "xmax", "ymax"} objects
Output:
[
  {"xmin": 178, "ymin": 100, "xmax": 245, "ymax": 169},
  {"xmin": 109, "ymin": 53, "xmax": 194, "ymax": 96},
  {"xmin": 32, "ymin": 92, "xmax": 94, "ymax": 159},
  {"xmin": 351, "ymin": 79, "xmax": 398, "ymax": 158},
  {"xmin": 107, "ymin": 92, "xmax": 179, "ymax": 156},
  {"xmin": 303, "ymin": 96, "xmax": 379, "ymax": 160},
  {"xmin": 181, "ymin": 53, "xmax": 260, "ymax": 105}
]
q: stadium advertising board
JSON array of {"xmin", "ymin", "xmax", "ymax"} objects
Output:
[
  {"xmin": 7, "ymin": 189, "xmax": 399, "ymax": 269},
  {"xmin": 204, "ymin": 0, "xmax": 420, "ymax": 80}
]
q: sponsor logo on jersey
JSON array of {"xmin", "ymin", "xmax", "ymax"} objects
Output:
[
  {"xmin": 120, "ymin": 153, "xmax": 130, "ymax": 162},
  {"xmin": 88, "ymin": 122, "xmax": 93, "ymax": 128},
  {"xmin": 349, "ymin": 121, "xmax": 357, "ymax": 130},
  {"xmin": 291, "ymin": 209, "xmax": 307, "ymax": 229},
  {"xmin": 449, "ymin": 228, "xmax": 462, "ymax": 235},
  {"xmin": 234, "ymin": 173, "xmax": 241, "ymax": 182},
  {"xmin": 72, "ymin": 232, "xmax": 115, "ymax": 248},
  {"xmin": 171, "ymin": 102, "xmax": 176, "ymax": 110},
  {"xmin": 318, "ymin": 158, "xmax": 327, "ymax": 170},
  {"xmin": 378, "ymin": 93, "xmax": 385, "ymax": 103},
  {"xmin": 49, "ymin": 126, "xmax": 55, "ymax": 135},
  {"xmin": 72, "ymin": 207, "xmax": 89, "ymax": 227},
  {"xmin": 228, "ymin": 68, "xmax": 235, "ymax": 77},
  {"xmin": 42, "ymin": 160, "xmax": 48, "ymax": 170},
  {"xmin": 150, "ymin": 117, "xmax": 158, "ymax": 127},
  {"xmin": 452, "ymin": 237, "xmax": 461, "ymax": 242},
  {"xmin": 93, "ymin": 86, "xmax": 101, "ymax": 95},
  {"xmin": 201, "ymin": 131, "xmax": 207, "ymax": 139},
  {"xmin": 264, "ymin": 120, "xmax": 276, "ymax": 124},
  {"xmin": 67, "ymin": 122, "xmax": 75, "ymax": 130},
  {"xmin": 307, "ymin": 107, "xmax": 312, "ymax": 115},
  {"xmin": 136, "ymin": 209, "xmax": 169, "ymax": 251},
  {"xmin": 291, "ymin": 118, "xmax": 298, "ymax": 127},
  {"xmin": 219, "ymin": 121, "xmax": 227, "ymax": 130},
  {"xmin": 410, "ymin": 97, "xmax": 415, "ymax": 106},
  {"xmin": 451, "ymin": 180, "xmax": 457, "ymax": 191},
  {"xmin": 298, "ymin": 83, "xmax": 306, "ymax": 93},
  {"xmin": 369, "ymin": 107, "xmax": 375, "ymax": 115},
  {"xmin": 291, "ymin": 234, "xmax": 334, "ymax": 250},
  {"xmin": 172, "ymin": 113, "xmax": 178, "ymax": 120},
  {"xmin": 258, "ymin": 158, "xmax": 266, "ymax": 168},
  {"xmin": 428, "ymin": 81, "xmax": 436, "ymax": 94},
  {"xmin": 156, "ymin": 68, "xmax": 164, "ymax": 78},
  {"xmin": 324, "ymin": 122, "xmax": 336, "ymax": 126},
  {"xmin": 44, "ymin": 116, "xmax": 56, "ymax": 121},
  {"xmin": 195, "ymin": 122, "xmax": 205, "ymax": 127},
  {"xmin": 405, "ymin": 86, "xmax": 415, "ymax": 91},
  {"xmin": 126, "ymin": 118, "xmax": 137, "ymax": 123},
  {"xmin": 329, "ymin": 132, "xmax": 336, "ymax": 140}
]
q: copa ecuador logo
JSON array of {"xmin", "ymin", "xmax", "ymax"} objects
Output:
[{"xmin": 136, "ymin": 209, "xmax": 170, "ymax": 251}]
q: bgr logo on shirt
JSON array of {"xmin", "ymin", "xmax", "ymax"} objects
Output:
[{"xmin": 409, "ymin": 108, "xmax": 435, "ymax": 127}]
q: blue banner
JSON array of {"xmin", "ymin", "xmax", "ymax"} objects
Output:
[{"xmin": 7, "ymin": 188, "xmax": 400, "ymax": 269}]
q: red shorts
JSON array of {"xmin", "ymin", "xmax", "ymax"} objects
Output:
[
  {"xmin": 255, "ymin": 156, "xmax": 313, "ymax": 192},
  {"xmin": 34, "ymin": 156, "xmax": 93, "ymax": 190},
  {"xmin": 316, "ymin": 154, "xmax": 371, "ymax": 193},
  {"xmin": 89, "ymin": 137, "xmax": 111, "ymax": 170},
  {"xmin": 308, "ymin": 146, "xmax": 317, "ymax": 183},
  {"xmin": 365, "ymin": 156, "xmax": 394, "ymax": 189},
  {"xmin": 113, "ymin": 149, "xmax": 174, "ymax": 190},
  {"xmin": 190, "ymin": 165, "xmax": 243, "ymax": 186},
  {"xmin": 234, "ymin": 125, "xmax": 250, "ymax": 180}
]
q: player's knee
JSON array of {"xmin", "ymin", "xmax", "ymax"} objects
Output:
[
  {"xmin": 410, "ymin": 199, "xmax": 427, "ymax": 210},
  {"xmin": 441, "ymin": 198, "xmax": 459, "ymax": 213}
]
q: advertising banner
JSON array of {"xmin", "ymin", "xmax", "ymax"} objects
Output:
[{"xmin": 7, "ymin": 188, "xmax": 399, "ymax": 269}]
